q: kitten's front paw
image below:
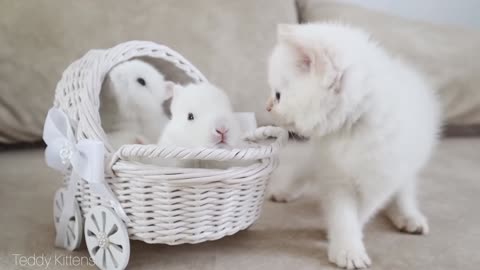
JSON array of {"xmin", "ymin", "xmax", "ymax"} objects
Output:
[
  {"xmin": 266, "ymin": 173, "xmax": 305, "ymax": 203},
  {"xmin": 328, "ymin": 242, "xmax": 371, "ymax": 269},
  {"xmin": 389, "ymin": 212, "xmax": 429, "ymax": 235},
  {"xmin": 268, "ymin": 189, "xmax": 302, "ymax": 203}
]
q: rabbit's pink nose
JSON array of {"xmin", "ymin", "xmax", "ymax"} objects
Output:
[{"xmin": 216, "ymin": 128, "xmax": 229, "ymax": 135}]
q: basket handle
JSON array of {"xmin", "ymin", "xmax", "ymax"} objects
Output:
[{"xmin": 108, "ymin": 126, "xmax": 288, "ymax": 169}]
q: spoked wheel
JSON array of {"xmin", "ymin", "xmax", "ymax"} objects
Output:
[
  {"xmin": 53, "ymin": 188, "xmax": 83, "ymax": 251},
  {"xmin": 85, "ymin": 206, "xmax": 130, "ymax": 270}
]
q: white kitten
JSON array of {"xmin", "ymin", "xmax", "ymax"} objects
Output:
[
  {"xmin": 103, "ymin": 59, "xmax": 171, "ymax": 149},
  {"xmin": 267, "ymin": 23, "xmax": 441, "ymax": 269}
]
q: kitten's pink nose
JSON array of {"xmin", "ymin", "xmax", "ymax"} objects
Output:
[{"xmin": 266, "ymin": 97, "xmax": 274, "ymax": 112}]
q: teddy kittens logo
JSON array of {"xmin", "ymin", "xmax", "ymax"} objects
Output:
[{"xmin": 12, "ymin": 253, "xmax": 95, "ymax": 268}]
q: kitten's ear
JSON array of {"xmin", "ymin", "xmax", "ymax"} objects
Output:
[
  {"xmin": 281, "ymin": 39, "xmax": 315, "ymax": 73},
  {"xmin": 291, "ymin": 42, "xmax": 315, "ymax": 73},
  {"xmin": 318, "ymin": 50, "xmax": 342, "ymax": 93},
  {"xmin": 277, "ymin": 24, "xmax": 341, "ymax": 85},
  {"xmin": 280, "ymin": 40, "xmax": 340, "ymax": 91},
  {"xmin": 277, "ymin": 24, "xmax": 315, "ymax": 72}
]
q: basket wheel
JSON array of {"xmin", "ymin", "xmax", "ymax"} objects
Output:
[
  {"xmin": 85, "ymin": 206, "xmax": 130, "ymax": 270},
  {"xmin": 53, "ymin": 187, "xmax": 83, "ymax": 251}
]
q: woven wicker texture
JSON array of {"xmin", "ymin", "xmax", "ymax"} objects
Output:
[{"xmin": 53, "ymin": 41, "xmax": 287, "ymax": 244}]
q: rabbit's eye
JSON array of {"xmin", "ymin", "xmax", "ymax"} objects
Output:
[
  {"xmin": 275, "ymin": 91, "xmax": 281, "ymax": 101},
  {"xmin": 188, "ymin": 113, "xmax": 194, "ymax": 121},
  {"xmin": 137, "ymin": 77, "xmax": 146, "ymax": 86}
]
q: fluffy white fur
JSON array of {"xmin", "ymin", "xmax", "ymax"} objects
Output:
[
  {"xmin": 267, "ymin": 23, "xmax": 441, "ymax": 269},
  {"xmin": 158, "ymin": 82, "xmax": 242, "ymax": 168},
  {"xmin": 105, "ymin": 59, "xmax": 171, "ymax": 148}
]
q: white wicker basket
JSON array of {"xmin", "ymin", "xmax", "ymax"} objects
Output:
[{"xmin": 48, "ymin": 41, "xmax": 287, "ymax": 269}]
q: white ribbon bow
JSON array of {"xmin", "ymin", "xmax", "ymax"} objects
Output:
[
  {"xmin": 43, "ymin": 108, "xmax": 129, "ymax": 248},
  {"xmin": 43, "ymin": 108, "xmax": 105, "ymax": 183}
]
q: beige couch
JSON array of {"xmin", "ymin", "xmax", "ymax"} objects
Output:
[{"xmin": 1, "ymin": 1, "xmax": 479, "ymax": 269}]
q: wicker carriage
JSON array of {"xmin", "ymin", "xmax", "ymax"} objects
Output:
[{"xmin": 43, "ymin": 41, "xmax": 287, "ymax": 270}]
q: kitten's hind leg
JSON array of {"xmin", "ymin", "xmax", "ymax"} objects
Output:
[
  {"xmin": 385, "ymin": 179, "xmax": 429, "ymax": 235},
  {"xmin": 357, "ymin": 175, "xmax": 399, "ymax": 226}
]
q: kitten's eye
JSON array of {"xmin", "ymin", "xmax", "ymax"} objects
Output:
[
  {"xmin": 275, "ymin": 91, "xmax": 281, "ymax": 101},
  {"xmin": 137, "ymin": 77, "xmax": 146, "ymax": 86},
  {"xmin": 188, "ymin": 113, "xmax": 194, "ymax": 121}
]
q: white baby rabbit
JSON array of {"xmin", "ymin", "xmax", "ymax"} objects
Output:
[
  {"xmin": 103, "ymin": 59, "xmax": 171, "ymax": 149},
  {"xmin": 158, "ymin": 82, "xmax": 244, "ymax": 168}
]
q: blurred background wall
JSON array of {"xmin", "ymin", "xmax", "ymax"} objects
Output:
[{"xmin": 338, "ymin": 0, "xmax": 480, "ymax": 29}]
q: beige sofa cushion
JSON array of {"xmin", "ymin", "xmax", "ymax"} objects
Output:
[
  {"xmin": 298, "ymin": 0, "xmax": 480, "ymax": 126},
  {"xmin": 0, "ymin": 0, "xmax": 297, "ymax": 144}
]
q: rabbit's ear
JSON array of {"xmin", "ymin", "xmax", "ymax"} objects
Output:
[
  {"xmin": 108, "ymin": 66, "xmax": 127, "ymax": 88},
  {"xmin": 164, "ymin": 81, "xmax": 177, "ymax": 100}
]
